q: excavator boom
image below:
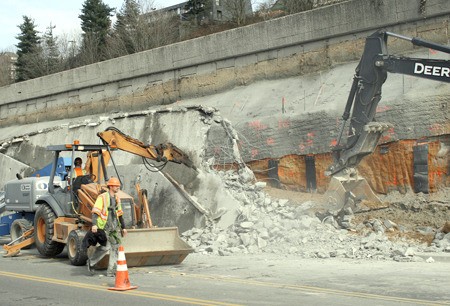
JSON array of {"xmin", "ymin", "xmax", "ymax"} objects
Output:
[
  {"xmin": 328, "ymin": 31, "xmax": 450, "ymax": 177},
  {"xmin": 97, "ymin": 127, "xmax": 196, "ymax": 170}
]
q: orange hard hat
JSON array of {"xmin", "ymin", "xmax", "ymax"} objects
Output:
[{"xmin": 107, "ymin": 177, "xmax": 121, "ymax": 187}]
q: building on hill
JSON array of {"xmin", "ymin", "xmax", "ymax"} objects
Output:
[
  {"xmin": 162, "ymin": 1, "xmax": 189, "ymax": 18},
  {"xmin": 0, "ymin": 52, "xmax": 17, "ymax": 86},
  {"xmin": 270, "ymin": 0, "xmax": 347, "ymax": 14},
  {"xmin": 157, "ymin": 0, "xmax": 253, "ymax": 23}
]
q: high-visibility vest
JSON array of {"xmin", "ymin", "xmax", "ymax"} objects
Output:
[
  {"xmin": 72, "ymin": 167, "xmax": 87, "ymax": 178},
  {"xmin": 92, "ymin": 192, "xmax": 124, "ymax": 230}
]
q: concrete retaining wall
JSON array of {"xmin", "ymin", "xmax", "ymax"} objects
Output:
[{"xmin": 0, "ymin": 0, "xmax": 449, "ymax": 127}]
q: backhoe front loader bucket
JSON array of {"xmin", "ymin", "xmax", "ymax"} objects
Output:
[
  {"xmin": 91, "ymin": 227, "xmax": 193, "ymax": 269},
  {"xmin": 324, "ymin": 174, "xmax": 385, "ymax": 213}
]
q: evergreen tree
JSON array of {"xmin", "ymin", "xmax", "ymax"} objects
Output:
[
  {"xmin": 15, "ymin": 16, "xmax": 40, "ymax": 81},
  {"xmin": 79, "ymin": 0, "xmax": 114, "ymax": 62},
  {"xmin": 114, "ymin": 0, "xmax": 141, "ymax": 55}
]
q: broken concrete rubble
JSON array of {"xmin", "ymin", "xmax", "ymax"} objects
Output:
[{"xmin": 182, "ymin": 168, "xmax": 449, "ymax": 262}]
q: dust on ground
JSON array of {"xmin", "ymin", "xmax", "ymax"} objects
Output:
[{"xmin": 263, "ymin": 185, "xmax": 327, "ymax": 204}]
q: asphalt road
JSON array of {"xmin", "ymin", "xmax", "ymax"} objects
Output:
[{"xmin": 0, "ymin": 243, "xmax": 449, "ymax": 306}]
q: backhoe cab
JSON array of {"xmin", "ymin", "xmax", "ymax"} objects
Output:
[{"xmin": 325, "ymin": 30, "xmax": 450, "ymax": 213}]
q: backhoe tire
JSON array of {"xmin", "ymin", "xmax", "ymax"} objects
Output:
[
  {"xmin": 34, "ymin": 204, "xmax": 65, "ymax": 257},
  {"xmin": 68, "ymin": 230, "xmax": 88, "ymax": 266},
  {"xmin": 10, "ymin": 219, "xmax": 33, "ymax": 249}
]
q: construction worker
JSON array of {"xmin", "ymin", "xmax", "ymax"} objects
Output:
[
  {"xmin": 86, "ymin": 177, "xmax": 127, "ymax": 276},
  {"xmin": 71, "ymin": 157, "xmax": 87, "ymax": 179}
]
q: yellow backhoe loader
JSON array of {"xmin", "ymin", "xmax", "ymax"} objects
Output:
[{"xmin": 3, "ymin": 128, "xmax": 195, "ymax": 269}]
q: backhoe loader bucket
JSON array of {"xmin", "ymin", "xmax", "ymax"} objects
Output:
[
  {"xmin": 91, "ymin": 227, "xmax": 193, "ymax": 269},
  {"xmin": 324, "ymin": 174, "xmax": 385, "ymax": 213}
]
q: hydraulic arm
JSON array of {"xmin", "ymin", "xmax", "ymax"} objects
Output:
[
  {"xmin": 324, "ymin": 30, "xmax": 449, "ymax": 210},
  {"xmin": 328, "ymin": 30, "xmax": 450, "ymax": 177},
  {"xmin": 97, "ymin": 127, "xmax": 196, "ymax": 170}
]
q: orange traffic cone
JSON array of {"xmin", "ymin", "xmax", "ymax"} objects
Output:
[{"xmin": 108, "ymin": 245, "xmax": 138, "ymax": 291}]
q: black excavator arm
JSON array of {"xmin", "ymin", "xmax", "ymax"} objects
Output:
[{"xmin": 327, "ymin": 30, "xmax": 450, "ymax": 177}]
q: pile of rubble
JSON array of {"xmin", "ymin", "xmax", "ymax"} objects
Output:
[{"xmin": 182, "ymin": 168, "xmax": 450, "ymax": 262}]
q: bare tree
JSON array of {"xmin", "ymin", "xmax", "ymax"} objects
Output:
[
  {"xmin": 283, "ymin": 0, "xmax": 314, "ymax": 14},
  {"xmin": 57, "ymin": 33, "xmax": 82, "ymax": 69},
  {"xmin": 107, "ymin": 0, "xmax": 181, "ymax": 58},
  {"xmin": 222, "ymin": 0, "xmax": 252, "ymax": 25},
  {"xmin": 78, "ymin": 32, "xmax": 103, "ymax": 65},
  {"xmin": 141, "ymin": 11, "xmax": 180, "ymax": 50},
  {"xmin": 254, "ymin": 0, "xmax": 278, "ymax": 20},
  {"xmin": 255, "ymin": 0, "xmax": 275, "ymax": 11},
  {"xmin": 254, "ymin": 0, "xmax": 313, "ymax": 19}
]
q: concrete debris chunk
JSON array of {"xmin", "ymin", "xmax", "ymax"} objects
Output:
[
  {"xmin": 12, "ymin": 138, "xmax": 24, "ymax": 143},
  {"xmin": 404, "ymin": 247, "xmax": 416, "ymax": 257},
  {"xmin": 240, "ymin": 221, "xmax": 254, "ymax": 229},
  {"xmin": 257, "ymin": 237, "xmax": 268, "ymax": 248},
  {"xmin": 426, "ymin": 257, "xmax": 435, "ymax": 263},
  {"xmin": 383, "ymin": 219, "xmax": 397, "ymax": 230},
  {"xmin": 254, "ymin": 182, "xmax": 267, "ymax": 190},
  {"xmin": 68, "ymin": 123, "xmax": 84, "ymax": 129},
  {"xmin": 239, "ymin": 233, "xmax": 253, "ymax": 247},
  {"xmin": 442, "ymin": 221, "xmax": 450, "ymax": 234}
]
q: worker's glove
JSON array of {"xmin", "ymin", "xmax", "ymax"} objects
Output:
[{"xmin": 91, "ymin": 225, "xmax": 98, "ymax": 233}]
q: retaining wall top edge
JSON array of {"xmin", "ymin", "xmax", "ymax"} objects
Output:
[{"xmin": 0, "ymin": 0, "xmax": 449, "ymax": 104}]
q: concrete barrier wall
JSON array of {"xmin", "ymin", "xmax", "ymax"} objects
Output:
[{"xmin": 0, "ymin": 0, "xmax": 449, "ymax": 127}]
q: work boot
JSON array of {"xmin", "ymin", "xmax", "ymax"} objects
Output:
[
  {"xmin": 87, "ymin": 259, "xmax": 95, "ymax": 276},
  {"xmin": 106, "ymin": 270, "xmax": 115, "ymax": 277}
]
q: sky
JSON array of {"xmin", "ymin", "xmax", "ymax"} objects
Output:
[{"xmin": 0, "ymin": 0, "xmax": 263, "ymax": 51}]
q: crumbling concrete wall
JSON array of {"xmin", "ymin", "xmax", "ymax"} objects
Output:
[
  {"xmin": 0, "ymin": 107, "xmax": 250, "ymax": 232},
  {"xmin": 0, "ymin": 153, "xmax": 32, "ymax": 185}
]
